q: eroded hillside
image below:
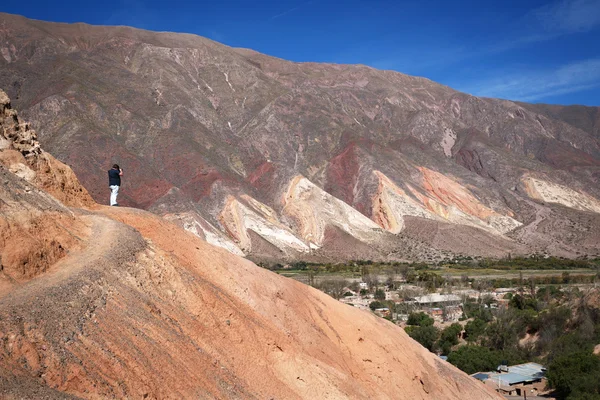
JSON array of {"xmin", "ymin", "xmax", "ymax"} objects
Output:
[
  {"xmin": 0, "ymin": 12, "xmax": 599, "ymax": 261},
  {"xmin": 0, "ymin": 90, "xmax": 502, "ymax": 399}
]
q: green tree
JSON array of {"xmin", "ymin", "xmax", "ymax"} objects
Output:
[
  {"xmin": 415, "ymin": 271, "xmax": 444, "ymax": 292},
  {"xmin": 447, "ymin": 346, "xmax": 502, "ymax": 374},
  {"xmin": 464, "ymin": 318, "xmax": 487, "ymax": 342},
  {"xmin": 483, "ymin": 320, "xmax": 518, "ymax": 351},
  {"xmin": 437, "ymin": 323, "xmax": 462, "ymax": 355},
  {"xmin": 463, "ymin": 299, "xmax": 493, "ymax": 321},
  {"xmin": 548, "ymin": 332, "xmax": 595, "ymax": 361},
  {"xmin": 406, "ymin": 325, "xmax": 439, "ymax": 352},
  {"xmin": 369, "ymin": 300, "xmax": 385, "ymax": 311},
  {"xmin": 509, "ymin": 294, "xmax": 538, "ymax": 311},
  {"xmin": 536, "ymin": 306, "xmax": 572, "ymax": 352},
  {"xmin": 547, "ymin": 352, "xmax": 600, "ymax": 399},
  {"xmin": 566, "ymin": 393, "xmax": 600, "ymax": 400},
  {"xmin": 374, "ymin": 288, "xmax": 386, "ymax": 301},
  {"xmin": 315, "ymin": 279, "xmax": 349, "ymax": 299},
  {"xmin": 407, "ymin": 312, "xmax": 434, "ymax": 327}
]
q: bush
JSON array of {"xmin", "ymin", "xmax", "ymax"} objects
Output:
[
  {"xmin": 407, "ymin": 312, "xmax": 434, "ymax": 327},
  {"xmin": 406, "ymin": 325, "xmax": 439, "ymax": 352},
  {"xmin": 547, "ymin": 352, "xmax": 600, "ymax": 399},
  {"xmin": 447, "ymin": 346, "xmax": 502, "ymax": 374},
  {"xmin": 437, "ymin": 323, "xmax": 462, "ymax": 355},
  {"xmin": 374, "ymin": 288, "xmax": 386, "ymax": 300},
  {"xmin": 464, "ymin": 318, "xmax": 487, "ymax": 342},
  {"xmin": 509, "ymin": 294, "xmax": 539, "ymax": 311},
  {"xmin": 369, "ymin": 301, "xmax": 385, "ymax": 311}
]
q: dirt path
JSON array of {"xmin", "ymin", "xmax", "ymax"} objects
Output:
[
  {"xmin": 516, "ymin": 198, "xmax": 551, "ymax": 240},
  {"xmin": 506, "ymin": 197, "xmax": 555, "ymax": 255},
  {"xmin": 0, "ymin": 210, "xmax": 147, "ymax": 399},
  {"xmin": 0, "ymin": 211, "xmax": 146, "ymax": 305}
]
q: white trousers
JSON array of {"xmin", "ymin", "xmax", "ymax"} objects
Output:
[{"xmin": 109, "ymin": 185, "xmax": 119, "ymax": 206}]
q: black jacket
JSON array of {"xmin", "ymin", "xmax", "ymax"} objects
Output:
[{"xmin": 108, "ymin": 169, "xmax": 121, "ymax": 186}]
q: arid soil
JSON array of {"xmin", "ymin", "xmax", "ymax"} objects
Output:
[
  {"xmin": 0, "ymin": 90, "xmax": 503, "ymax": 399},
  {"xmin": 0, "ymin": 197, "xmax": 502, "ymax": 399}
]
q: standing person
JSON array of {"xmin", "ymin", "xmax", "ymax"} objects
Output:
[{"xmin": 108, "ymin": 164, "xmax": 123, "ymax": 206}]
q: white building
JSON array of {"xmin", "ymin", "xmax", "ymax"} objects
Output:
[{"xmin": 412, "ymin": 294, "xmax": 462, "ymax": 306}]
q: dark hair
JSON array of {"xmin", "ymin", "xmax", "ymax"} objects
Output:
[{"xmin": 112, "ymin": 164, "xmax": 120, "ymax": 169}]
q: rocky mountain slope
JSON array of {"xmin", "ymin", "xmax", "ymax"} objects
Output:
[
  {"xmin": 0, "ymin": 12, "xmax": 599, "ymax": 262},
  {"xmin": 0, "ymin": 89, "xmax": 501, "ymax": 399}
]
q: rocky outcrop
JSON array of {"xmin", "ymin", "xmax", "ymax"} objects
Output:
[
  {"xmin": 371, "ymin": 169, "xmax": 522, "ymax": 236},
  {"xmin": 372, "ymin": 171, "xmax": 440, "ymax": 233},
  {"xmin": 283, "ymin": 175, "xmax": 384, "ymax": 247},
  {"xmin": 164, "ymin": 210, "xmax": 245, "ymax": 256},
  {"xmin": 416, "ymin": 167, "xmax": 522, "ymax": 234},
  {"xmin": 219, "ymin": 194, "xmax": 311, "ymax": 254},
  {"xmin": 0, "ymin": 90, "xmax": 93, "ymax": 295},
  {"xmin": 0, "ymin": 163, "xmax": 88, "ymax": 294},
  {"xmin": 0, "ymin": 89, "xmax": 93, "ymax": 208},
  {"xmin": 522, "ymin": 175, "xmax": 600, "ymax": 213},
  {"xmin": 0, "ymin": 90, "xmax": 40, "ymax": 156}
]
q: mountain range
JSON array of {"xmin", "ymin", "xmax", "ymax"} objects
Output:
[{"xmin": 1, "ymin": 12, "xmax": 599, "ymax": 263}]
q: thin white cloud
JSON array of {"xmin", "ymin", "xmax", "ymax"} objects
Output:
[
  {"xmin": 104, "ymin": 0, "xmax": 158, "ymax": 28},
  {"xmin": 270, "ymin": 1, "xmax": 315, "ymax": 20},
  {"xmin": 487, "ymin": 0, "xmax": 600, "ymax": 54},
  {"xmin": 533, "ymin": 0, "xmax": 600, "ymax": 33},
  {"xmin": 458, "ymin": 58, "xmax": 600, "ymax": 102},
  {"xmin": 359, "ymin": 0, "xmax": 600, "ymax": 76}
]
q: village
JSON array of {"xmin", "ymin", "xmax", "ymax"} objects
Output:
[
  {"xmin": 334, "ymin": 279, "xmax": 592, "ymax": 399},
  {"xmin": 338, "ymin": 281, "xmax": 512, "ymax": 324}
]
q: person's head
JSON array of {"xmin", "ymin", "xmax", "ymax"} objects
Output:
[{"xmin": 112, "ymin": 164, "xmax": 120, "ymax": 170}]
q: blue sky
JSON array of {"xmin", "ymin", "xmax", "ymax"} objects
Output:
[{"xmin": 3, "ymin": 0, "xmax": 600, "ymax": 105}]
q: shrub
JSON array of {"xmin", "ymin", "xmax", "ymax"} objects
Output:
[
  {"xmin": 369, "ymin": 301, "xmax": 385, "ymax": 311},
  {"xmin": 447, "ymin": 346, "xmax": 502, "ymax": 374},
  {"xmin": 547, "ymin": 352, "xmax": 600, "ymax": 399},
  {"xmin": 406, "ymin": 325, "xmax": 439, "ymax": 352},
  {"xmin": 464, "ymin": 318, "xmax": 487, "ymax": 342},
  {"xmin": 437, "ymin": 323, "xmax": 462, "ymax": 355},
  {"xmin": 407, "ymin": 312, "xmax": 434, "ymax": 327}
]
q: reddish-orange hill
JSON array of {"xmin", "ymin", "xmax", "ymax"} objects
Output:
[{"xmin": 0, "ymin": 90, "xmax": 501, "ymax": 399}]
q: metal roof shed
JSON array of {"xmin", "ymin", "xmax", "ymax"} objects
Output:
[
  {"xmin": 472, "ymin": 373, "xmax": 490, "ymax": 381},
  {"xmin": 489, "ymin": 373, "xmax": 537, "ymax": 386},
  {"xmin": 508, "ymin": 362, "xmax": 545, "ymax": 380}
]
